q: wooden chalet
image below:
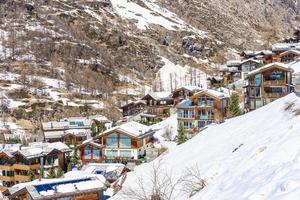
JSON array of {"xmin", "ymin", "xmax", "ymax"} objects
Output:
[
  {"xmin": 2, "ymin": 175, "xmax": 107, "ymax": 200},
  {"xmin": 0, "ymin": 142, "xmax": 70, "ymax": 191},
  {"xmin": 141, "ymin": 92, "xmax": 174, "ymax": 120},
  {"xmin": 273, "ymin": 50, "xmax": 300, "ymax": 64},
  {"xmin": 79, "ymin": 121, "xmax": 155, "ymax": 164},
  {"xmin": 240, "ymin": 50, "xmax": 274, "ymax": 64},
  {"xmin": 171, "ymin": 86, "xmax": 202, "ymax": 105},
  {"xmin": 244, "ymin": 62, "xmax": 294, "ymax": 111},
  {"xmin": 176, "ymin": 89, "xmax": 229, "ymax": 135},
  {"xmin": 121, "ymin": 100, "xmax": 146, "ymax": 117}
]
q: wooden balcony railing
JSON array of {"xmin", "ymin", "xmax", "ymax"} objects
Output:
[
  {"xmin": 14, "ymin": 174, "xmax": 31, "ymax": 182},
  {"xmin": 0, "ymin": 165, "xmax": 13, "ymax": 171},
  {"xmin": 265, "ymin": 93, "xmax": 287, "ymax": 98},
  {"xmin": 263, "ymin": 80, "xmax": 286, "ymax": 86},
  {"xmin": 13, "ymin": 163, "xmax": 40, "ymax": 171},
  {"xmin": 0, "ymin": 185, "xmax": 9, "ymax": 191},
  {"xmin": 0, "ymin": 176, "xmax": 14, "ymax": 182}
]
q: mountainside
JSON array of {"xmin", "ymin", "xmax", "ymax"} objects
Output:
[
  {"xmin": 0, "ymin": 0, "xmax": 299, "ymax": 129},
  {"xmin": 112, "ymin": 93, "xmax": 300, "ymax": 200}
]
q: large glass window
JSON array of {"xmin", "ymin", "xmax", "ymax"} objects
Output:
[
  {"xmin": 183, "ymin": 110, "xmax": 189, "ymax": 118},
  {"xmin": 119, "ymin": 150, "xmax": 132, "ymax": 158},
  {"xmin": 183, "ymin": 122, "xmax": 193, "ymax": 129},
  {"xmin": 93, "ymin": 147, "xmax": 101, "ymax": 159},
  {"xmin": 268, "ymin": 70, "xmax": 284, "ymax": 80},
  {"xmin": 84, "ymin": 146, "xmax": 92, "ymax": 159},
  {"xmin": 119, "ymin": 134, "xmax": 131, "ymax": 148},
  {"xmin": 198, "ymin": 97, "xmax": 205, "ymax": 106},
  {"xmin": 106, "ymin": 150, "xmax": 118, "ymax": 157},
  {"xmin": 106, "ymin": 133, "xmax": 118, "ymax": 147}
]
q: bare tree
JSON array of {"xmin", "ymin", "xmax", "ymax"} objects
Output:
[{"xmin": 119, "ymin": 161, "xmax": 206, "ymax": 200}]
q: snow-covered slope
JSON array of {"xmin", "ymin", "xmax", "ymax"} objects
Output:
[
  {"xmin": 156, "ymin": 57, "xmax": 208, "ymax": 91},
  {"xmin": 112, "ymin": 93, "xmax": 300, "ymax": 200}
]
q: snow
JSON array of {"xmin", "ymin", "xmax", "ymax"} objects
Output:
[
  {"xmin": 247, "ymin": 62, "xmax": 291, "ymax": 76},
  {"xmin": 112, "ymin": 93, "xmax": 300, "ymax": 200},
  {"xmin": 289, "ymin": 58, "xmax": 300, "ymax": 73},
  {"xmin": 157, "ymin": 57, "xmax": 208, "ymax": 92},
  {"xmin": 110, "ymin": 0, "xmax": 205, "ymax": 37},
  {"xmin": 118, "ymin": 121, "xmax": 153, "ymax": 137}
]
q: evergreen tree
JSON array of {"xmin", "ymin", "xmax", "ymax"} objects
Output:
[
  {"xmin": 56, "ymin": 166, "xmax": 64, "ymax": 178},
  {"xmin": 28, "ymin": 169, "xmax": 35, "ymax": 181},
  {"xmin": 67, "ymin": 162, "xmax": 72, "ymax": 172},
  {"xmin": 229, "ymin": 93, "xmax": 242, "ymax": 117},
  {"xmin": 177, "ymin": 124, "xmax": 187, "ymax": 145},
  {"xmin": 70, "ymin": 145, "xmax": 79, "ymax": 167},
  {"xmin": 47, "ymin": 165, "xmax": 56, "ymax": 178}
]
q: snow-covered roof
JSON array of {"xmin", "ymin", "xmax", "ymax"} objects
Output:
[
  {"xmin": 8, "ymin": 175, "xmax": 106, "ymax": 199},
  {"xmin": 173, "ymin": 86, "xmax": 202, "ymax": 93},
  {"xmin": 0, "ymin": 142, "xmax": 70, "ymax": 159},
  {"xmin": 227, "ymin": 60, "xmax": 242, "ymax": 66},
  {"xmin": 144, "ymin": 92, "xmax": 172, "ymax": 100},
  {"xmin": 101, "ymin": 121, "xmax": 154, "ymax": 138},
  {"xmin": 279, "ymin": 49, "xmax": 300, "ymax": 57},
  {"xmin": 247, "ymin": 62, "xmax": 293, "ymax": 77},
  {"xmin": 241, "ymin": 50, "xmax": 273, "ymax": 56},
  {"xmin": 272, "ymin": 43, "xmax": 300, "ymax": 51},
  {"xmin": 177, "ymin": 99, "xmax": 194, "ymax": 107},
  {"xmin": 241, "ymin": 58, "xmax": 261, "ymax": 65},
  {"xmin": 194, "ymin": 88, "xmax": 230, "ymax": 99}
]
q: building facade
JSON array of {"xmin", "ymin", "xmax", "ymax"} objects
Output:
[
  {"xmin": 79, "ymin": 121, "xmax": 155, "ymax": 164},
  {"xmin": 245, "ymin": 62, "xmax": 294, "ymax": 111},
  {"xmin": 0, "ymin": 142, "xmax": 70, "ymax": 191},
  {"xmin": 176, "ymin": 89, "xmax": 229, "ymax": 135}
]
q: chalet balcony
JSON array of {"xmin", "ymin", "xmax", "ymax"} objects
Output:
[
  {"xmin": 14, "ymin": 174, "xmax": 39, "ymax": 182},
  {"xmin": 0, "ymin": 165, "xmax": 13, "ymax": 171},
  {"xmin": 263, "ymin": 80, "xmax": 286, "ymax": 86},
  {"xmin": 0, "ymin": 185, "xmax": 9, "ymax": 191},
  {"xmin": 13, "ymin": 163, "xmax": 40, "ymax": 171},
  {"xmin": 0, "ymin": 176, "xmax": 14, "ymax": 182},
  {"xmin": 265, "ymin": 93, "xmax": 287, "ymax": 98}
]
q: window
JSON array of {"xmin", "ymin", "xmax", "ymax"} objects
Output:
[
  {"xmin": 93, "ymin": 147, "xmax": 101, "ymax": 159},
  {"xmin": 198, "ymin": 97, "xmax": 205, "ymax": 106},
  {"xmin": 178, "ymin": 110, "xmax": 184, "ymax": 118},
  {"xmin": 119, "ymin": 150, "xmax": 132, "ymax": 158},
  {"xmin": 183, "ymin": 122, "xmax": 193, "ymax": 129},
  {"xmin": 119, "ymin": 134, "xmax": 131, "ymax": 148},
  {"xmin": 268, "ymin": 70, "xmax": 284, "ymax": 80},
  {"xmin": 183, "ymin": 110, "xmax": 189, "ymax": 118},
  {"xmin": 207, "ymin": 98, "xmax": 214, "ymax": 106},
  {"xmin": 84, "ymin": 146, "xmax": 92, "ymax": 159},
  {"xmin": 208, "ymin": 109, "xmax": 214, "ymax": 119},
  {"xmin": 198, "ymin": 121, "xmax": 206, "ymax": 128},
  {"xmin": 106, "ymin": 133, "xmax": 118, "ymax": 147},
  {"xmin": 106, "ymin": 150, "xmax": 118, "ymax": 157}
]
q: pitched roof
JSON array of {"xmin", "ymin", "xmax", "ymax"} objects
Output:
[
  {"xmin": 193, "ymin": 89, "xmax": 230, "ymax": 99},
  {"xmin": 172, "ymin": 86, "xmax": 202, "ymax": 93},
  {"xmin": 100, "ymin": 121, "xmax": 154, "ymax": 139},
  {"xmin": 247, "ymin": 62, "xmax": 294, "ymax": 77},
  {"xmin": 279, "ymin": 49, "xmax": 300, "ymax": 56},
  {"xmin": 0, "ymin": 142, "xmax": 70, "ymax": 159},
  {"xmin": 142, "ymin": 92, "xmax": 172, "ymax": 100},
  {"xmin": 272, "ymin": 43, "xmax": 300, "ymax": 51}
]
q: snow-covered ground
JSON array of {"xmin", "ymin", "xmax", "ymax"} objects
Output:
[
  {"xmin": 112, "ymin": 93, "xmax": 300, "ymax": 200},
  {"xmin": 156, "ymin": 57, "xmax": 208, "ymax": 92},
  {"xmin": 111, "ymin": 0, "xmax": 205, "ymax": 37}
]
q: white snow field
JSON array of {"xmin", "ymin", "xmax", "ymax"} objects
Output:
[
  {"xmin": 112, "ymin": 93, "xmax": 300, "ymax": 200},
  {"xmin": 157, "ymin": 57, "xmax": 208, "ymax": 92},
  {"xmin": 110, "ymin": 0, "xmax": 205, "ymax": 37}
]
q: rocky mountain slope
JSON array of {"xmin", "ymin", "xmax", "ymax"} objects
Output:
[{"xmin": 0, "ymin": 0, "xmax": 299, "ymax": 122}]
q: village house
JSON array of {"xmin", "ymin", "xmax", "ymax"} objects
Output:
[
  {"xmin": 272, "ymin": 43, "xmax": 300, "ymax": 55},
  {"xmin": 244, "ymin": 62, "xmax": 294, "ymax": 111},
  {"xmin": 141, "ymin": 92, "xmax": 174, "ymax": 121},
  {"xmin": 273, "ymin": 49, "xmax": 300, "ymax": 63},
  {"xmin": 240, "ymin": 50, "xmax": 274, "ymax": 64},
  {"xmin": 121, "ymin": 100, "xmax": 146, "ymax": 117},
  {"xmin": 289, "ymin": 57, "xmax": 300, "ymax": 91},
  {"xmin": 0, "ymin": 142, "xmax": 70, "ymax": 191},
  {"xmin": 79, "ymin": 121, "xmax": 155, "ymax": 164},
  {"xmin": 176, "ymin": 89, "xmax": 229, "ymax": 136},
  {"xmin": 42, "ymin": 116, "xmax": 112, "ymax": 145},
  {"xmin": 2, "ymin": 175, "xmax": 107, "ymax": 200},
  {"xmin": 171, "ymin": 86, "xmax": 202, "ymax": 105}
]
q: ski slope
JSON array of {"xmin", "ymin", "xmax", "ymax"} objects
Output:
[{"xmin": 112, "ymin": 93, "xmax": 300, "ymax": 200}]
